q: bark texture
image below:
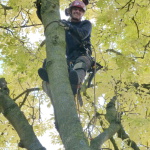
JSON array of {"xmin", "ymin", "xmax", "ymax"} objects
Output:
[{"xmin": 41, "ymin": 0, "xmax": 90, "ymax": 149}]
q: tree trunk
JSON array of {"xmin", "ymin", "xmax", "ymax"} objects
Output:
[{"xmin": 41, "ymin": 0, "xmax": 90, "ymax": 149}]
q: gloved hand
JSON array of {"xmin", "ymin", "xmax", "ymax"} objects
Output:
[{"xmin": 59, "ymin": 19, "xmax": 72, "ymax": 30}]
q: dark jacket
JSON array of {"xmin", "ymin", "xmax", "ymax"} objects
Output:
[{"xmin": 65, "ymin": 20, "xmax": 92, "ymax": 60}]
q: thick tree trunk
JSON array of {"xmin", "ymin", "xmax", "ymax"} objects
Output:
[{"xmin": 41, "ymin": 0, "xmax": 90, "ymax": 150}]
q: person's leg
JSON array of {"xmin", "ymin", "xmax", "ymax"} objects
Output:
[{"xmin": 69, "ymin": 55, "xmax": 92, "ymax": 95}]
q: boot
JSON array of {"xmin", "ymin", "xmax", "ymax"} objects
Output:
[
  {"xmin": 38, "ymin": 68, "xmax": 49, "ymax": 82},
  {"xmin": 69, "ymin": 70, "xmax": 80, "ymax": 95}
]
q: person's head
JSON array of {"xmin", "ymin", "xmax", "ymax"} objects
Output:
[{"xmin": 69, "ymin": 0, "xmax": 86, "ymax": 22}]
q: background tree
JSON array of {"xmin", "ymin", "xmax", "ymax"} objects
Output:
[{"xmin": 0, "ymin": 0, "xmax": 150, "ymax": 149}]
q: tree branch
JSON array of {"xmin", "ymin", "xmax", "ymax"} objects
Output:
[
  {"xmin": 0, "ymin": 88, "xmax": 45, "ymax": 149},
  {"xmin": 105, "ymin": 40, "xmax": 150, "ymax": 60},
  {"xmin": 98, "ymin": 118, "xmax": 120, "ymax": 150},
  {"xmin": 0, "ymin": 4, "xmax": 13, "ymax": 10},
  {"xmin": 90, "ymin": 96, "xmax": 121, "ymax": 150},
  {"xmin": 120, "ymin": 0, "xmax": 132, "ymax": 10},
  {"xmin": 105, "ymin": 49, "xmax": 122, "ymax": 55},
  {"xmin": 0, "ymin": 4, "xmax": 12, "ymax": 15},
  {"xmin": 13, "ymin": 88, "xmax": 40, "ymax": 101},
  {"xmin": 132, "ymin": 15, "xmax": 139, "ymax": 38},
  {"xmin": 135, "ymin": 40, "xmax": 150, "ymax": 59},
  {"xmin": 110, "ymin": 137, "xmax": 119, "ymax": 150},
  {"xmin": 117, "ymin": 125, "xmax": 140, "ymax": 150},
  {"xmin": 0, "ymin": 24, "xmax": 42, "ymax": 30},
  {"xmin": 131, "ymin": 82, "xmax": 150, "ymax": 90}
]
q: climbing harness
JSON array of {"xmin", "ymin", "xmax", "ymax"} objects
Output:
[{"xmin": 67, "ymin": 31, "xmax": 103, "ymax": 107}]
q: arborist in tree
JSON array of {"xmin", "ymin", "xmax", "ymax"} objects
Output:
[{"xmin": 38, "ymin": 0, "xmax": 92, "ymax": 95}]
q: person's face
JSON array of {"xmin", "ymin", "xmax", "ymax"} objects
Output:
[{"xmin": 71, "ymin": 7, "xmax": 85, "ymax": 22}]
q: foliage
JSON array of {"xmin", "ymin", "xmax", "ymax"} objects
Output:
[{"xmin": 0, "ymin": 0, "xmax": 150, "ymax": 149}]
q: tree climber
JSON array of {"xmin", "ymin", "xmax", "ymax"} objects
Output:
[{"xmin": 38, "ymin": 0, "xmax": 92, "ymax": 95}]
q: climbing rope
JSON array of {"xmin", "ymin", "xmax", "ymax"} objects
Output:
[
  {"xmin": 91, "ymin": 44, "xmax": 98, "ymax": 125},
  {"xmin": 44, "ymin": 20, "xmax": 60, "ymax": 33}
]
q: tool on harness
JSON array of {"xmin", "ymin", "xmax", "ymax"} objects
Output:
[
  {"xmin": 71, "ymin": 58, "xmax": 102, "ymax": 108},
  {"xmin": 66, "ymin": 28, "xmax": 102, "ymax": 107},
  {"xmin": 66, "ymin": 29, "xmax": 102, "ymax": 89},
  {"xmin": 77, "ymin": 89, "xmax": 83, "ymax": 106},
  {"xmin": 87, "ymin": 58, "xmax": 103, "ymax": 88}
]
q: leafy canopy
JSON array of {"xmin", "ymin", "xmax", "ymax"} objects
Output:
[{"xmin": 0, "ymin": 0, "xmax": 150, "ymax": 149}]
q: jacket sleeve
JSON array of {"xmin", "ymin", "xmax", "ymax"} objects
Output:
[{"xmin": 69, "ymin": 20, "xmax": 92, "ymax": 41}]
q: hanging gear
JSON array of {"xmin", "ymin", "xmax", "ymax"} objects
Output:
[
  {"xmin": 87, "ymin": 58, "xmax": 103, "ymax": 88},
  {"xmin": 63, "ymin": 20, "xmax": 102, "ymax": 89}
]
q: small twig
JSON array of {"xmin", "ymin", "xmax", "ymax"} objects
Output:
[
  {"xmin": 105, "ymin": 49, "xmax": 122, "ymax": 55},
  {"xmin": 0, "ymin": 4, "xmax": 13, "ymax": 10},
  {"xmin": 135, "ymin": 40, "xmax": 150, "ymax": 59},
  {"xmin": 13, "ymin": 88, "xmax": 40, "ymax": 101},
  {"xmin": 117, "ymin": 125, "xmax": 140, "ymax": 150},
  {"xmin": 132, "ymin": 15, "xmax": 139, "ymax": 38},
  {"xmin": 0, "ymin": 24, "xmax": 42, "ymax": 30},
  {"xmin": 120, "ymin": 0, "xmax": 132, "ymax": 10},
  {"xmin": 19, "ymin": 92, "xmax": 29, "ymax": 108}
]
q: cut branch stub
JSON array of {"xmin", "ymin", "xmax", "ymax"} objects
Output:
[{"xmin": 0, "ymin": 78, "xmax": 9, "ymax": 95}]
